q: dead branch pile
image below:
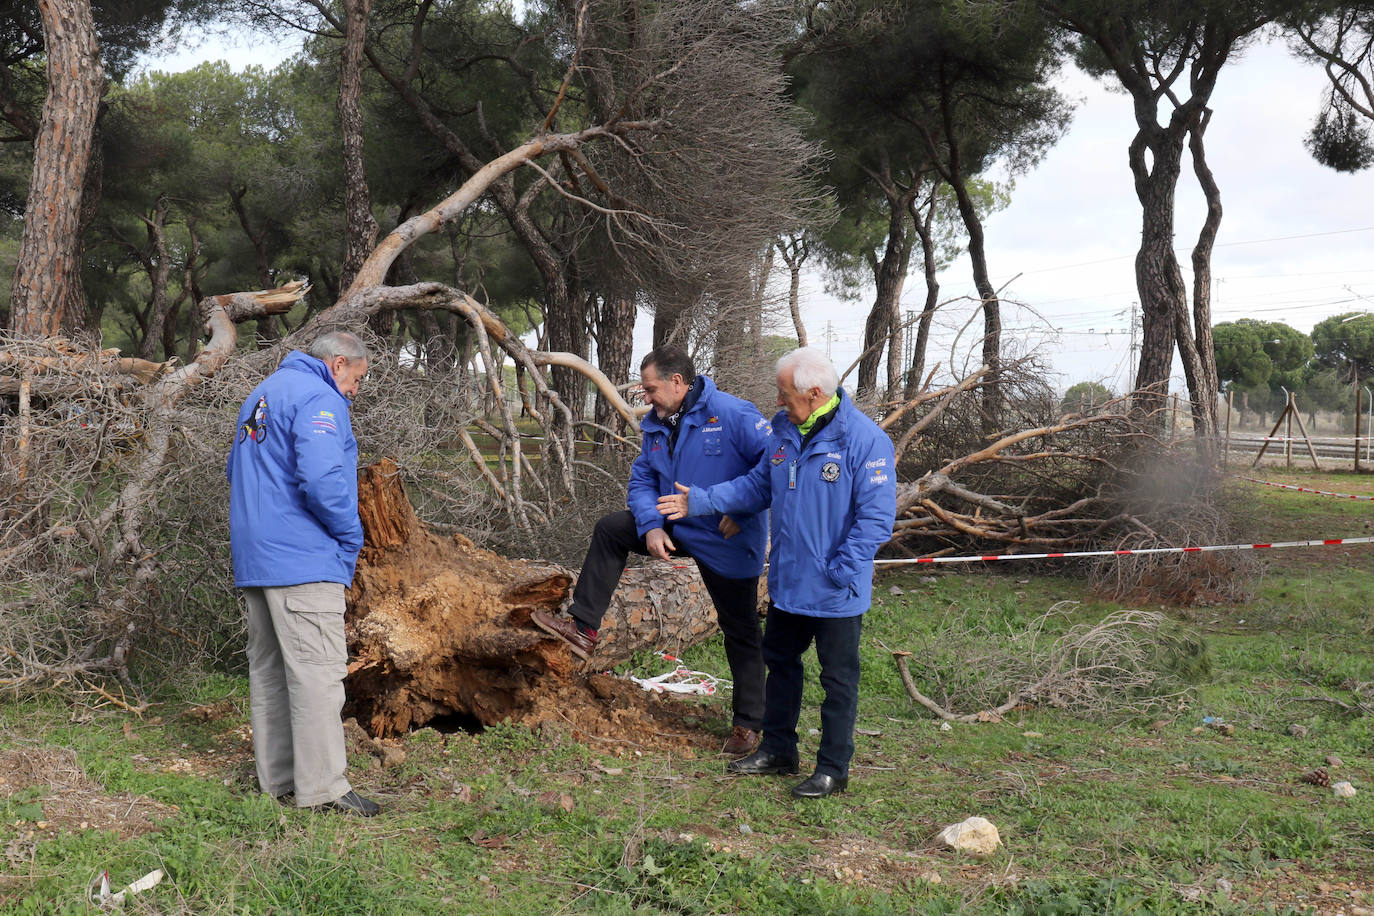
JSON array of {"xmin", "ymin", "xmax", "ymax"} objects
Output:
[
  {"xmin": 877, "ymin": 366, "xmax": 1254, "ymax": 601},
  {"xmin": 0, "ymin": 284, "xmax": 644, "ymax": 698},
  {"xmin": 883, "ymin": 601, "xmax": 1210, "ymax": 723}
]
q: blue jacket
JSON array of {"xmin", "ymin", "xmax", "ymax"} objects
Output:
[
  {"xmin": 627, "ymin": 375, "xmax": 768, "ymax": 579},
  {"xmin": 227, "ymin": 351, "xmax": 363, "ymax": 587},
  {"xmin": 688, "ymin": 390, "xmax": 896, "ymax": 617}
]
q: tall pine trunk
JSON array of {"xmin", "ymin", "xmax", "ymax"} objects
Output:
[
  {"xmin": 338, "ymin": 0, "xmax": 379, "ymax": 294},
  {"xmin": 9, "ymin": 0, "xmax": 103, "ymax": 337}
]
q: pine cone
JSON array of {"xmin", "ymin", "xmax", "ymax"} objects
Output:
[{"xmin": 1300, "ymin": 767, "xmax": 1330, "ymax": 787}]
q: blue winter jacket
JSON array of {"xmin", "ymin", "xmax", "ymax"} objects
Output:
[
  {"xmin": 627, "ymin": 375, "xmax": 769, "ymax": 579},
  {"xmin": 226, "ymin": 351, "xmax": 363, "ymax": 587},
  {"xmin": 687, "ymin": 390, "xmax": 896, "ymax": 617}
]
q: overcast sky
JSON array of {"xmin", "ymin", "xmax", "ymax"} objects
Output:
[{"xmin": 147, "ymin": 29, "xmax": 1374, "ymax": 394}]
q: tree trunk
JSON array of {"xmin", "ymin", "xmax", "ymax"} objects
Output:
[
  {"xmin": 775, "ymin": 235, "xmax": 809, "ymax": 347},
  {"xmin": 1186, "ymin": 110, "xmax": 1222, "ymax": 462},
  {"xmin": 594, "ymin": 295, "xmax": 636, "ymax": 446},
  {"xmin": 858, "ymin": 186, "xmax": 915, "ymax": 396},
  {"xmin": 1129, "ymin": 127, "xmax": 1186, "ymax": 420},
  {"xmin": 136, "ymin": 197, "xmax": 174, "ymax": 362},
  {"xmin": 9, "ymin": 0, "xmax": 103, "ymax": 337},
  {"xmin": 948, "ymin": 176, "xmax": 1000, "ymax": 429},
  {"xmin": 344, "ymin": 460, "xmax": 725, "ymax": 737},
  {"xmin": 905, "ymin": 190, "xmax": 941, "ymax": 398},
  {"xmin": 337, "ymin": 0, "xmax": 379, "ymax": 293}
]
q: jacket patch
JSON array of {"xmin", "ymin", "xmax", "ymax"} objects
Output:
[
  {"xmin": 239, "ymin": 396, "xmax": 268, "ymax": 443},
  {"xmin": 821, "ymin": 461, "xmax": 840, "ymax": 482},
  {"xmin": 770, "ymin": 447, "xmax": 786, "ymax": 465},
  {"xmin": 310, "ymin": 410, "xmax": 339, "ymax": 435}
]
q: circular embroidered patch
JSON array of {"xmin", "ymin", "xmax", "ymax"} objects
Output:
[{"xmin": 821, "ymin": 461, "xmax": 840, "ymax": 482}]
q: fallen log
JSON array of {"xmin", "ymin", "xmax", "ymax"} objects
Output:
[{"xmin": 344, "ymin": 459, "xmax": 724, "ymax": 737}]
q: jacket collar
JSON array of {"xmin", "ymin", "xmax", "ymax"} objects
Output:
[
  {"xmin": 282, "ymin": 350, "xmax": 345, "ymax": 398},
  {"xmin": 773, "ymin": 388, "xmax": 851, "ymax": 446},
  {"xmin": 641, "ymin": 374, "xmax": 718, "ymax": 433}
]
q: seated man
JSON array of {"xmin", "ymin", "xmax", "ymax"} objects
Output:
[{"xmin": 533, "ymin": 346, "xmax": 769, "ymax": 756}]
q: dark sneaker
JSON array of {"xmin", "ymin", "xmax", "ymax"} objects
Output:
[
  {"xmin": 722, "ymin": 726, "xmax": 761, "ymax": 756},
  {"xmin": 531, "ymin": 610, "xmax": 598, "ymax": 661},
  {"xmin": 315, "ymin": 790, "xmax": 381, "ymax": 817}
]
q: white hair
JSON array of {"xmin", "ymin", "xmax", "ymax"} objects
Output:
[
  {"xmin": 309, "ymin": 331, "xmax": 369, "ymax": 363},
  {"xmin": 776, "ymin": 346, "xmax": 838, "ymax": 396}
]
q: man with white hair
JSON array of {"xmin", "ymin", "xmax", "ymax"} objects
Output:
[
  {"xmin": 658, "ymin": 346, "xmax": 896, "ymax": 798},
  {"xmin": 227, "ymin": 330, "xmax": 380, "ymax": 816}
]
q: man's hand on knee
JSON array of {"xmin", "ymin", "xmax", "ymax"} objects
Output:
[{"xmin": 646, "ymin": 527, "xmax": 676, "ymax": 561}]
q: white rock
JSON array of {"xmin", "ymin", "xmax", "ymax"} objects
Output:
[
  {"xmin": 939, "ymin": 721, "xmax": 952, "ymax": 732},
  {"xmin": 1332, "ymin": 781, "xmax": 1357, "ymax": 798},
  {"xmin": 888, "ymin": 585, "xmax": 905, "ymax": 595},
  {"xmin": 936, "ymin": 816, "xmax": 1002, "ymax": 856}
]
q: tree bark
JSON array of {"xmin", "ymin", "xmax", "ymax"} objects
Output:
[
  {"xmin": 8, "ymin": 0, "xmax": 103, "ymax": 337},
  {"xmin": 337, "ymin": 0, "xmax": 380, "ymax": 294}
]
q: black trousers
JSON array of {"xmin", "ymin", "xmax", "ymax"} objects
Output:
[
  {"xmin": 569, "ymin": 510, "xmax": 765, "ymax": 731},
  {"xmin": 757, "ymin": 605, "xmax": 863, "ymax": 779}
]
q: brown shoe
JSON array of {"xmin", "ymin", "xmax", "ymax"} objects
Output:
[
  {"xmin": 722, "ymin": 726, "xmax": 761, "ymax": 756},
  {"xmin": 531, "ymin": 610, "xmax": 598, "ymax": 660}
]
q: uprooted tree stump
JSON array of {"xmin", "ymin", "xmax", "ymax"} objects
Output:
[{"xmin": 344, "ymin": 459, "xmax": 724, "ymax": 738}]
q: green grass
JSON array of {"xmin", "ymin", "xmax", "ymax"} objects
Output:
[{"xmin": 2, "ymin": 470, "xmax": 1373, "ymax": 913}]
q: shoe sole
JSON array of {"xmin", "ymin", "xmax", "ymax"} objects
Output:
[{"xmin": 531, "ymin": 612, "xmax": 593, "ymax": 661}]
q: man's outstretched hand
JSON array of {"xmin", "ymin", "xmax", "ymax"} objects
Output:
[{"xmin": 657, "ymin": 482, "xmax": 690, "ymax": 521}]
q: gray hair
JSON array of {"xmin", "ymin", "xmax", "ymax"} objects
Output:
[
  {"xmin": 309, "ymin": 331, "xmax": 369, "ymax": 363},
  {"xmin": 776, "ymin": 346, "xmax": 838, "ymax": 397}
]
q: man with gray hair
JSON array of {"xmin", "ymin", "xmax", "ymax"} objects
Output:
[
  {"xmin": 658, "ymin": 346, "xmax": 896, "ymax": 798},
  {"xmin": 227, "ymin": 330, "xmax": 380, "ymax": 816}
]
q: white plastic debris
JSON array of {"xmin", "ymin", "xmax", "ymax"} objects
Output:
[
  {"xmin": 628, "ymin": 665, "xmax": 727, "ymax": 695},
  {"xmin": 91, "ymin": 868, "xmax": 165, "ymax": 906},
  {"xmin": 936, "ymin": 817, "xmax": 1002, "ymax": 856}
]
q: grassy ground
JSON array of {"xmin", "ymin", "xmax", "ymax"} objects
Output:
[{"xmin": 2, "ymin": 467, "xmax": 1373, "ymax": 914}]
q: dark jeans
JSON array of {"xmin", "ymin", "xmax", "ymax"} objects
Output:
[
  {"xmin": 757, "ymin": 605, "xmax": 863, "ymax": 779},
  {"xmin": 569, "ymin": 510, "xmax": 765, "ymax": 731}
]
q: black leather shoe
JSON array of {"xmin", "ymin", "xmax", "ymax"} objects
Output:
[
  {"xmin": 791, "ymin": 772, "xmax": 848, "ymax": 798},
  {"xmin": 314, "ymin": 790, "xmax": 381, "ymax": 817},
  {"xmin": 726, "ymin": 749, "xmax": 800, "ymax": 776}
]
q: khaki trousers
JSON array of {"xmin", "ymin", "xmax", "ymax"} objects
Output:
[{"xmin": 243, "ymin": 582, "xmax": 352, "ymax": 807}]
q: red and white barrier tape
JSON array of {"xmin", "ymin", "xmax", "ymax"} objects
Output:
[
  {"xmin": 1232, "ymin": 475, "xmax": 1374, "ymax": 501},
  {"xmin": 873, "ymin": 535, "xmax": 1374, "ymax": 566}
]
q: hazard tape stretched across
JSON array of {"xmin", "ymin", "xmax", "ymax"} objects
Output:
[
  {"xmin": 1232, "ymin": 475, "xmax": 1374, "ymax": 501},
  {"xmin": 873, "ymin": 535, "xmax": 1374, "ymax": 566}
]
